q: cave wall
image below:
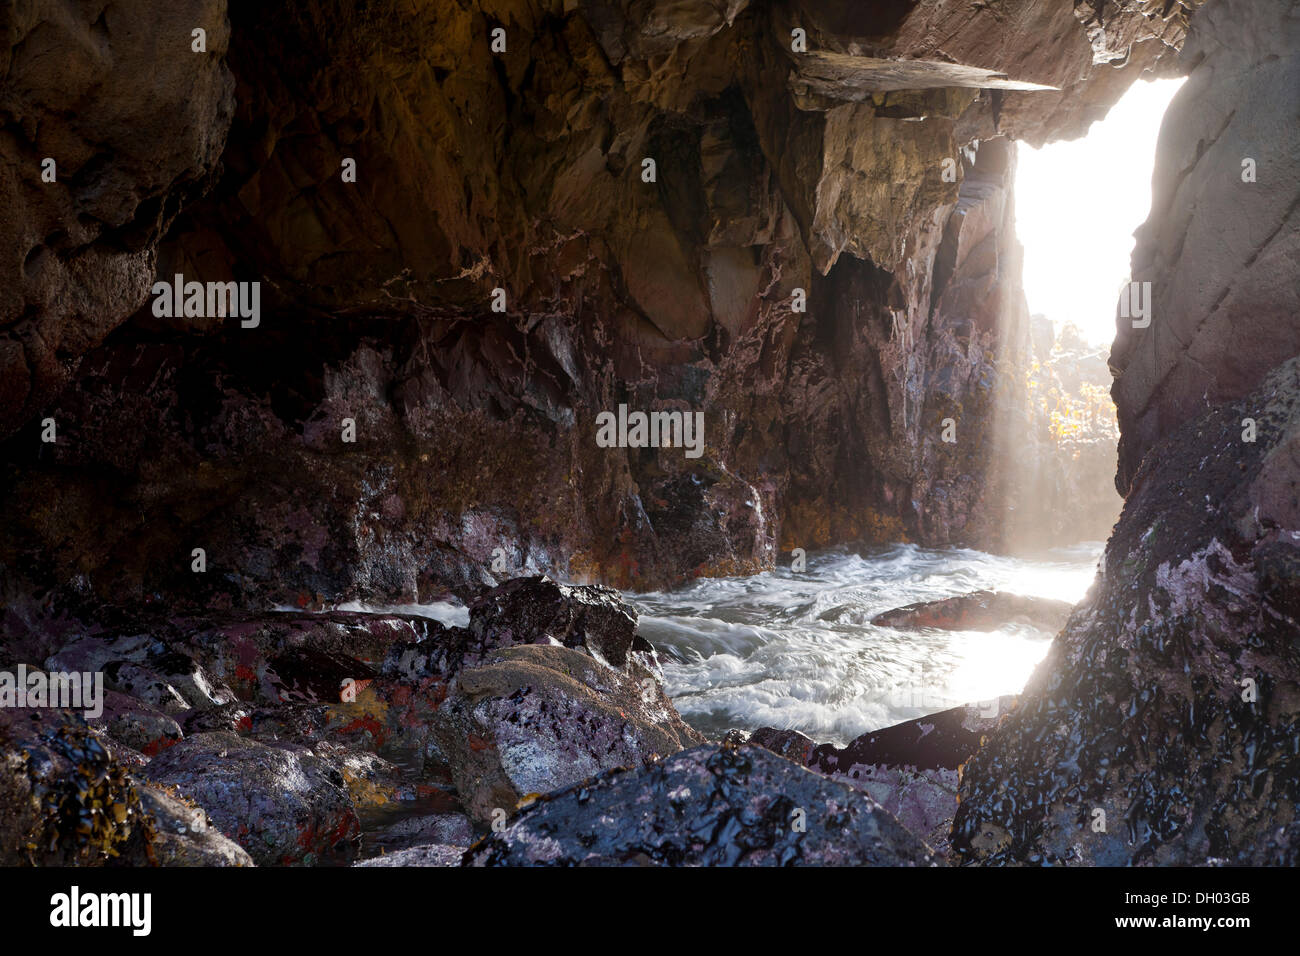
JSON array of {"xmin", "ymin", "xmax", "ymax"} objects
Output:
[
  {"xmin": 954, "ymin": 0, "xmax": 1300, "ymax": 866},
  {"xmin": 1110, "ymin": 0, "xmax": 1300, "ymax": 493},
  {"xmin": 0, "ymin": 0, "xmax": 1194, "ymax": 608},
  {"xmin": 0, "ymin": 0, "xmax": 234, "ymax": 432}
]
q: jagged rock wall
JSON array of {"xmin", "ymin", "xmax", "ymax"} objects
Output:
[
  {"xmin": 954, "ymin": 359, "xmax": 1300, "ymax": 865},
  {"xmin": 1110, "ymin": 0, "xmax": 1300, "ymax": 493},
  {"xmin": 954, "ymin": 0, "xmax": 1300, "ymax": 866},
  {"xmin": 0, "ymin": 0, "xmax": 234, "ymax": 432},
  {"xmin": 0, "ymin": 0, "xmax": 1190, "ymax": 606}
]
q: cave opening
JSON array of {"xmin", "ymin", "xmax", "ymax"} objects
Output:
[
  {"xmin": 993, "ymin": 76, "xmax": 1187, "ymax": 560},
  {"xmin": 644, "ymin": 77, "xmax": 1197, "ymax": 745}
]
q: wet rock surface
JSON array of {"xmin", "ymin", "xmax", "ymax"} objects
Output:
[
  {"xmin": 1111, "ymin": 0, "xmax": 1300, "ymax": 493},
  {"xmin": 355, "ymin": 843, "xmax": 467, "ymax": 868},
  {"xmin": 465, "ymin": 741, "xmax": 936, "ymax": 866},
  {"xmin": 751, "ymin": 698, "xmax": 1013, "ymax": 853},
  {"xmin": 872, "ymin": 591, "xmax": 1073, "ymax": 633},
  {"xmin": 433, "ymin": 644, "xmax": 703, "ymax": 824},
  {"xmin": 0, "ymin": 0, "xmax": 1191, "ymax": 608},
  {"xmin": 0, "ymin": 707, "xmax": 248, "ymax": 866},
  {"xmin": 953, "ymin": 359, "xmax": 1300, "ymax": 865},
  {"xmin": 0, "ymin": 578, "xmax": 708, "ymax": 865},
  {"xmin": 139, "ymin": 732, "xmax": 361, "ymax": 866},
  {"xmin": 2, "ymin": 0, "xmax": 1294, "ymax": 873}
]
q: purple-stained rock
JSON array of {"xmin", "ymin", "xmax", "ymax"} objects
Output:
[
  {"xmin": 749, "ymin": 698, "xmax": 1014, "ymax": 852},
  {"xmin": 953, "ymin": 358, "xmax": 1300, "ymax": 865},
  {"xmin": 355, "ymin": 844, "xmax": 467, "ymax": 867},
  {"xmin": 468, "ymin": 576, "xmax": 660, "ymax": 674},
  {"xmin": 139, "ymin": 731, "xmax": 360, "ymax": 866},
  {"xmin": 136, "ymin": 784, "xmax": 254, "ymax": 867},
  {"xmin": 361, "ymin": 811, "xmax": 474, "ymax": 860},
  {"xmin": 465, "ymin": 741, "xmax": 936, "ymax": 867},
  {"xmin": 90, "ymin": 690, "xmax": 183, "ymax": 757},
  {"xmin": 432, "ymin": 644, "xmax": 703, "ymax": 825},
  {"xmin": 747, "ymin": 726, "xmax": 817, "ymax": 765}
]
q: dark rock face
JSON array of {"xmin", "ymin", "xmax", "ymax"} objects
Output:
[
  {"xmin": 0, "ymin": 0, "xmax": 1185, "ymax": 606},
  {"xmin": 871, "ymin": 590, "xmax": 1074, "ymax": 633},
  {"xmin": 140, "ymin": 732, "xmax": 361, "ymax": 866},
  {"xmin": 9, "ymin": 0, "xmax": 1286, "ymax": 873},
  {"xmin": 467, "ymin": 576, "xmax": 657, "ymax": 672},
  {"xmin": 952, "ymin": 359, "xmax": 1300, "ymax": 865},
  {"xmin": 1110, "ymin": 0, "xmax": 1300, "ymax": 494},
  {"xmin": 465, "ymin": 741, "xmax": 935, "ymax": 866},
  {"xmin": 1, "ymin": 577, "xmax": 706, "ymax": 864},
  {"xmin": 0, "ymin": 0, "xmax": 234, "ymax": 435}
]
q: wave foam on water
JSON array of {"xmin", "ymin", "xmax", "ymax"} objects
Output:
[{"xmin": 630, "ymin": 542, "xmax": 1103, "ymax": 747}]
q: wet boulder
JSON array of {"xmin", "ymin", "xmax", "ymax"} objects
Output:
[
  {"xmin": 871, "ymin": 590, "xmax": 1073, "ymax": 633},
  {"xmin": 468, "ymin": 576, "xmax": 662, "ymax": 675},
  {"xmin": 356, "ymin": 844, "xmax": 467, "ymax": 867},
  {"xmin": 432, "ymin": 644, "xmax": 703, "ymax": 825},
  {"xmin": 750, "ymin": 698, "xmax": 1014, "ymax": 852},
  {"xmin": 361, "ymin": 812, "xmax": 474, "ymax": 861},
  {"xmin": 747, "ymin": 726, "xmax": 817, "ymax": 765},
  {"xmin": 140, "ymin": 732, "xmax": 360, "ymax": 866},
  {"xmin": 45, "ymin": 634, "xmax": 235, "ymax": 712},
  {"xmin": 136, "ymin": 785, "xmax": 254, "ymax": 867},
  {"xmin": 466, "ymin": 741, "xmax": 936, "ymax": 866},
  {"xmin": 0, "ymin": 707, "xmax": 155, "ymax": 865},
  {"xmin": 90, "ymin": 690, "xmax": 183, "ymax": 757}
]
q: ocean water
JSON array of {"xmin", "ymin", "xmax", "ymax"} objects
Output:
[{"xmin": 631, "ymin": 543, "xmax": 1103, "ymax": 747}]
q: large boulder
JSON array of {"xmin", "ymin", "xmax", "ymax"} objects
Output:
[
  {"xmin": 953, "ymin": 358, "xmax": 1300, "ymax": 865},
  {"xmin": 871, "ymin": 591, "xmax": 1073, "ymax": 633},
  {"xmin": 140, "ymin": 732, "xmax": 360, "ymax": 865},
  {"xmin": 465, "ymin": 741, "xmax": 935, "ymax": 866},
  {"xmin": 431, "ymin": 644, "xmax": 703, "ymax": 825}
]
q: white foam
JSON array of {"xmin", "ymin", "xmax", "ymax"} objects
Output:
[{"xmin": 633, "ymin": 543, "xmax": 1103, "ymax": 747}]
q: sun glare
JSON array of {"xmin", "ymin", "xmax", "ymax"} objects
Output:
[{"xmin": 1015, "ymin": 78, "xmax": 1186, "ymax": 346}]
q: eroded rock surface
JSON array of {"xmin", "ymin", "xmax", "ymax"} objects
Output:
[
  {"xmin": 751, "ymin": 698, "xmax": 1014, "ymax": 853},
  {"xmin": 0, "ymin": 0, "xmax": 1190, "ymax": 607},
  {"xmin": 465, "ymin": 741, "xmax": 935, "ymax": 866},
  {"xmin": 140, "ymin": 732, "xmax": 361, "ymax": 866},
  {"xmin": 432, "ymin": 643, "xmax": 703, "ymax": 824},
  {"xmin": 953, "ymin": 359, "xmax": 1300, "ymax": 865},
  {"xmin": 1, "ymin": 577, "xmax": 705, "ymax": 865},
  {"xmin": 0, "ymin": 0, "xmax": 234, "ymax": 434},
  {"xmin": 0, "ymin": 707, "xmax": 249, "ymax": 866},
  {"xmin": 1111, "ymin": 0, "xmax": 1300, "ymax": 493}
]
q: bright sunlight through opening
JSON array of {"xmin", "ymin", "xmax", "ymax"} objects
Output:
[{"xmin": 1015, "ymin": 77, "xmax": 1186, "ymax": 347}]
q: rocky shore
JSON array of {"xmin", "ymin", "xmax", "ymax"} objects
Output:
[{"xmin": 2, "ymin": 0, "xmax": 1297, "ymax": 869}]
